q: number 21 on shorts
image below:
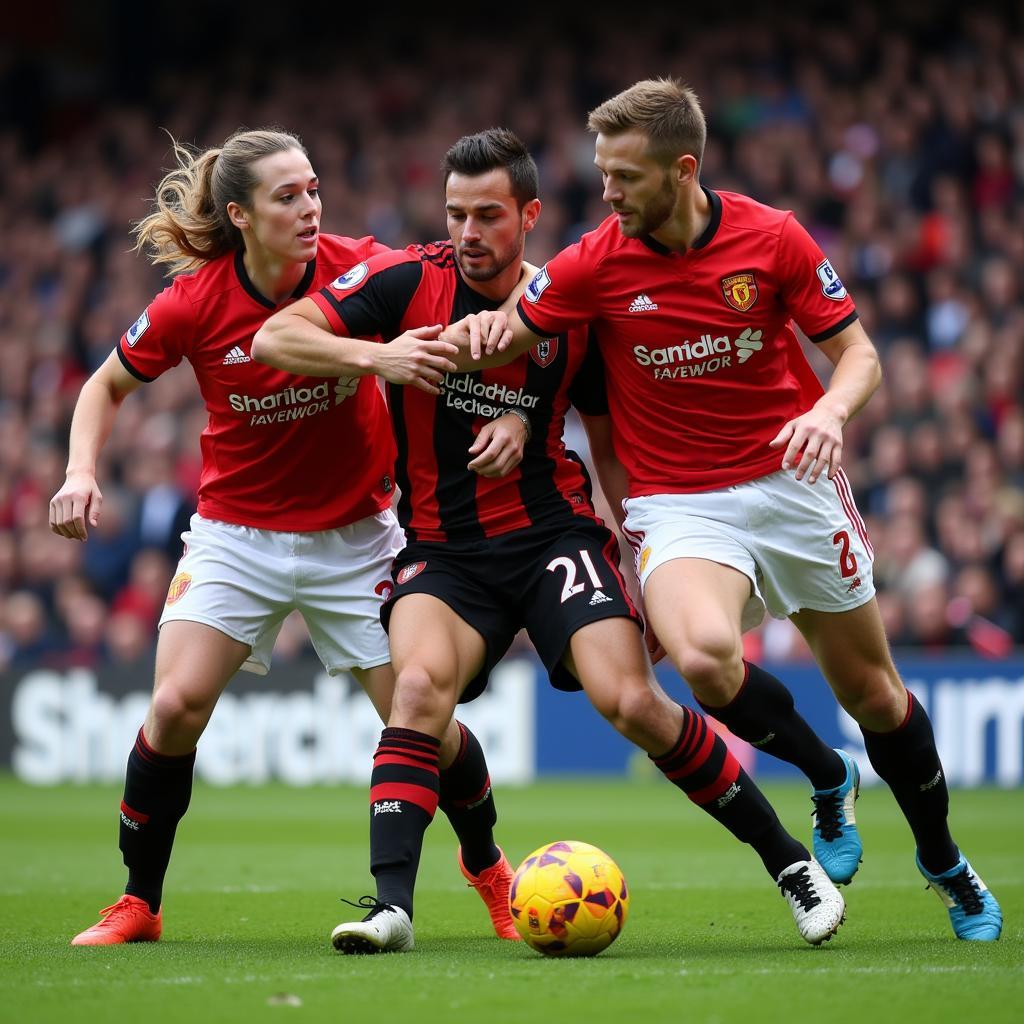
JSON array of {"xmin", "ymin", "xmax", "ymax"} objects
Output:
[{"xmin": 546, "ymin": 549, "xmax": 603, "ymax": 602}]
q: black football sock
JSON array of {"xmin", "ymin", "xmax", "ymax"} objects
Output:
[
  {"xmin": 699, "ymin": 662, "xmax": 845, "ymax": 790},
  {"xmin": 438, "ymin": 721, "xmax": 500, "ymax": 876},
  {"xmin": 369, "ymin": 727, "xmax": 440, "ymax": 919},
  {"xmin": 861, "ymin": 692, "xmax": 958, "ymax": 874},
  {"xmin": 120, "ymin": 728, "xmax": 196, "ymax": 914},
  {"xmin": 652, "ymin": 707, "xmax": 808, "ymax": 879}
]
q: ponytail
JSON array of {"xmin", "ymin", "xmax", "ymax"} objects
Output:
[{"xmin": 132, "ymin": 127, "xmax": 307, "ymax": 274}]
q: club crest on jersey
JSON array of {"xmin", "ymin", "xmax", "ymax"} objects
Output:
[
  {"xmin": 816, "ymin": 258, "xmax": 847, "ymax": 300},
  {"xmin": 530, "ymin": 338, "xmax": 558, "ymax": 367},
  {"xmin": 397, "ymin": 561, "xmax": 426, "ymax": 585},
  {"xmin": 125, "ymin": 310, "xmax": 150, "ymax": 347},
  {"xmin": 524, "ymin": 265, "xmax": 550, "ymax": 303},
  {"xmin": 165, "ymin": 572, "xmax": 192, "ymax": 605},
  {"xmin": 331, "ymin": 263, "xmax": 369, "ymax": 290},
  {"xmin": 721, "ymin": 273, "xmax": 758, "ymax": 312}
]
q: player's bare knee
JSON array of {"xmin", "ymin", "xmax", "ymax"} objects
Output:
[
  {"xmin": 149, "ymin": 683, "xmax": 214, "ymax": 739},
  {"xmin": 393, "ymin": 663, "xmax": 451, "ymax": 721},
  {"xmin": 673, "ymin": 638, "xmax": 741, "ymax": 695}
]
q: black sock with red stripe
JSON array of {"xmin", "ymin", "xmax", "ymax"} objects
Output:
[
  {"xmin": 120, "ymin": 728, "xmax": 196, "ymax": 913},
  {"xmin": 699, "ymin": 662, "xmax": 845, "ymax": 790},
  {"xmin": 439, "ymin": 721, "xmax": 499, "ymax": 876},
  {"xmin": 652, "ymin": 706, "xmax": 807, "ymax": 879},
  {"xmin": 861, "ymin": 692, "xmax": 958, "ymax": 874},
  {"xmin": 369, "ymin": 727, "xmax": 441, "ymax": 918}
]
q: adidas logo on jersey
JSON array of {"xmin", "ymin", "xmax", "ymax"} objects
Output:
[
  {"xmin": 589, "ymin": 589, "xmax": 613, "ymax": 606},
  {"xmin": 223, "ymin": 346, "xmax": 251, "ymax": 365},
  {"xmin": 628, "ymin": 293, "xmax": 659, "ymax": 312}
]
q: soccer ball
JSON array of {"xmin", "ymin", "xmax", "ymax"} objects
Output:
[{"xmin": 508, "ymin": 840, "xmax": 629, "ymax": 956}]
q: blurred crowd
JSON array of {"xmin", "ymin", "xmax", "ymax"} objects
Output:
[{"xmin": 1, "ymin": 2, "xmax": 1023, "ymax": 673}]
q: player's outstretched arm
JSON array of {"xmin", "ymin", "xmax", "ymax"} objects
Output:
[
  {"xmin": 769, "ymin": 319, "xmax": 882, "ymax": 483},
  {"xmin": 49, "ymin": 351, "xmax": 142, "ymax": 541},
  {"xmin": 442, "ymin": 308, "xmax": 543, "ymax": 370},
  {"xmin": 252, "ymin": 298, "xmax": 459, "ymax": 394}
]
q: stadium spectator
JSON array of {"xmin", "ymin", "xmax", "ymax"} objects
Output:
[{"xmin": 0, "ymin": 2, "xmax": 1020, "ymax": 669}]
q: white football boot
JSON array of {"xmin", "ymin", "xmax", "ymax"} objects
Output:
[
  {"xmin": 331, "ymin": 899, "xmax": 414, "ymax": 954},
  {"xmin": 777, "ymin": 859, "xmax": 846, "ymax": 945}
]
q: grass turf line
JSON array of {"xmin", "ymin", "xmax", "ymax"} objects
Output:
[{"xmin": 1, "ymin": 776, "xmax": 1020, "ymax": 1024}]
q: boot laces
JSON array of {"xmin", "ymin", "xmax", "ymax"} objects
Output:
[
  {"xmin": 812, "ymin": 791, "xmax": 844, "ymax": 842},
  {"xmin": 939, "ymin": 868, "xmax": 984, "ymax": 916},
  {"xmin": 340, "ymin": 895, "xmax": 393, "ymax": 922},
  {"xmin": 779, "ymin": 866, "xmax": 822, "ymax": 911}
]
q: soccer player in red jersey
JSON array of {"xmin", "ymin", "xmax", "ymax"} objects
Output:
[
  {"xmin": 463, "ymin": 80, "xmax": 1001, "ymax": 941},
  {"xmin": 253, "ymin": 129, "xmax": 847, "ymax": 953},
  {"xmin": 49, "ymin": 128, "xmax": 520, "ymax": 947}
]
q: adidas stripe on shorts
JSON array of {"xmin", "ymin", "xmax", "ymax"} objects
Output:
[
  {"xmin": 622, "ymin": 468, "xmax": 875, "ymax": 630},
  {"xmin": 159, "ymin": 510, "xmax": 403, "ymax": 673}
]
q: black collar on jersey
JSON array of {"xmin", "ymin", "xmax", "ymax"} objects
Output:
[
  {"xmin": 454, "ymin": 269, "xmax": 504, "ymax": 312},
  {"xmin": 639, "ymin": 186, "xmax": 722, "ymax": 256},
  {"xmin": 233, "ymin": 250, "xmax": 317, "ymax": 309}
]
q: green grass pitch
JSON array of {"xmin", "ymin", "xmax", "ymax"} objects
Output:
[{"xmin": 1, "ymin": 775, "xmax": 1021, "ymax": 1024}]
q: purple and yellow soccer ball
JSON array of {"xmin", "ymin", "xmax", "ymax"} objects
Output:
[{"xmin": 508, "ymin": 840, "xmax": 629, "ymax": 956}]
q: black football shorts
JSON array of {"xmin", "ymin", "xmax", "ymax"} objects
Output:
[{"xmin": 381, "ymin": 517, "xmax": 642, "ymax": 702}]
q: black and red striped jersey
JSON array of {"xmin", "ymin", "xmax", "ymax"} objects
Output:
[{"xmin": 310, "ymin": 242, "xmax": 608, "ymax": 543}]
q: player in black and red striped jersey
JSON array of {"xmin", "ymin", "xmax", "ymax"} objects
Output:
[
  {"xmin": 460, "ymin": 80, "xmax": 1001, "ymax": 941},
  {"xmin": 50, "ymin": 128, "xmax": 517, "ymax": 947},
  {"xmin": 253, "ymin": 129, "xmax": 847, "ymax": 953}
]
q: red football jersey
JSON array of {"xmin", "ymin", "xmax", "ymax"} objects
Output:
[
  {"xmin": 516, "ymin": 189, "xmax": 859, "ymax": 494},
  {"xmin": 116, "ymin": 234, "xmax": 396, "ymax": 531},
  {"xmin": 310, "ymin": 243, "xmax": 606, "ymax": 543}
]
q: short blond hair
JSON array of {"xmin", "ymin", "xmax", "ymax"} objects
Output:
[{"xmin": 587, "ymin": 77, "xmax": 706, "ymax": 170}]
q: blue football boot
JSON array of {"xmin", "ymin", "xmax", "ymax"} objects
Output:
[
  {"xmin": 917, "ymin": 853, "xmax": 1002, "ymax": 940},
  {"xmin": 811, "ymin": 749, "xmax": 863, "ymax": 884}
]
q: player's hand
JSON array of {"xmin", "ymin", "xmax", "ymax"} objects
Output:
[
  {"xmin": 467, "ymin": 412, "xmax": 527, "ymax": 477},
  {"xmin": 769, "ymin": 402, "xmax": 845, "ymax": 483},
  {"xmin": 49, "ymin": 471, "xmax": 102, "ymax": 541},
  {"xmin": 443, "ymin": 312, "xmax": 512, "ymax": 360},
  {"xmin": 376, "ymin": 325, "xmax": 458, "ymax": 395}
]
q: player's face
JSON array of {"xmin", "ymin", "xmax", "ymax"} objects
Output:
[
  {"xmin": 234, "ymin": 148, "xmax": 321, "ymax": 263},
  {"xmin": 595, "ymin": 131, "xmax": 679, "ymax": 238},
  {"xmin": 446, "ymin": 169, "xmax": 540, "ymax": 286}
]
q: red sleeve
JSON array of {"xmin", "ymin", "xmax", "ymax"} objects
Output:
[
  {"xmin": 516, "ymin": 241, "xmax": 597, "ymax": 338},
  {"xmin": 116, "ymin": 282, "xmax": 196, "ymax": 382},
  {"xmin": 776, "ymin": 215, "xmax": 858, "ymax": 342}
]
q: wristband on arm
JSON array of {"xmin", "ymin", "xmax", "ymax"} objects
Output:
[{"xmin": 503, "ymin": 407, "xmax": 532, "ymax": 442}]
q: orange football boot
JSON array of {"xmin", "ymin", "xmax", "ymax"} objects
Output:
[
  {"xmin": 458, "ymin": 846, "xmax": 520, "ymax": 940},
  {"xmin": 71, "ymin": 895, "xmax": 162, "ymax": 946}
]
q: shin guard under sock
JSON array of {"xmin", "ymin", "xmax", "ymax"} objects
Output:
[
  {"xmin": 652, "ymin": 707, "xmax": 807, "ymax": 879},
  {"xmin": 369, "ymin": 727, "xmax": 440, "ymax": 918},
  {"xmin": 120, "ymin": 728, "xmax": 196, "ymax": 913},
  {"xmin": 438, "ymin": 722, "xmax": 499, "ymax": 876},
  {"xmin": 861, "ymin": 693, "xmax": 958, "ymax": 873},
  {"xmin": 699, "ymin": 662, "xmax": 844, "ymax": 789}
]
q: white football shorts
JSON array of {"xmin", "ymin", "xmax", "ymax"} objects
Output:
[
  {"xmin": 159, "ymin": 511, "xmax": 403, "ymax": 674},
  {"xmin": 622, "ymin": 469, "xmax": 875, "ymax": 631}
]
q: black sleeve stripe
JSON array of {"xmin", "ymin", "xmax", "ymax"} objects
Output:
[
  {"xmin": 516, "ymin": 301, "xmax": 550, "ymax": 339},
  {"xmin": 319, "ymin": 289, "xmax": 352, "ymax": 334},
  {"xmin": 808, "ymin": 310, "xmax": 859, "ymax": 343},
  {"xmin": 320, "ymin": 261, "xmax": 421, "ymax": 340},
  {"xmin": 116, "ymin": 344, "xmax": 156, "ymax": 382}
]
